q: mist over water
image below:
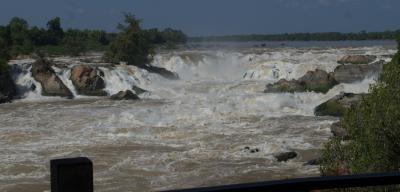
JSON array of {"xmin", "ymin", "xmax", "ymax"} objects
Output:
[{"xmin": 0, "ymin": 42, "xmax": 396, "ymax": 191}]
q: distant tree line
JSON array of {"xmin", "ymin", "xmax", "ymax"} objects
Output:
[
  {"xmin": 0, "ymin": 16, "xmax": 187, "ymax": 59},
  {"xmin": 190, "ymin": 31, "xmax": 400, "ymax": 42}
]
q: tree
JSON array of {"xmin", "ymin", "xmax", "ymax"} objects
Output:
[
  {"xmin": 62, "ymin": 29, "xmax": 87, "ymax": 56},
  {"xmin": 161, "ymin": 28, "xmax": 187, "ymax": 43},
  {"xmin": 46, "ymin": 17, "xmax": 64, "ymax": 45},
  {"xmin": 0, "ymin": 26, "xmax": 11, "ymax": 71},
  {"xmin": 29, "ymin": 26, "xmax": 50, "ymax": 46},
  {"xmin": 104, "ymin": 13, "xmax": 153, "ymax": 66},
  {"xmin": 7, "ymin": 17, "xmax": 33, "ymax": 56}
]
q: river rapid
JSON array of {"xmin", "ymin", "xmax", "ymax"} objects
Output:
[{"xmin": 0, "ymin": 41, "xmax": 397, "ymax": 191}]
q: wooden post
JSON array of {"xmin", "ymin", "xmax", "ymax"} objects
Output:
[{"xmin": 51, "ymin": 157, "xmax": 93, "ymax": 192}]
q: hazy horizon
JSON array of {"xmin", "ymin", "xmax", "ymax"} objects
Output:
[{"xmin": 0, "ymin": 0, "xmax": 399, "ymax": 36}]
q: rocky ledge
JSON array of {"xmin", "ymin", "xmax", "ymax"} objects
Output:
[
  {"xmin": 31, "ymin": 57, "xmax": 73, "ymax": 98},
  {"xmin": 264, "ymin": 69, "xmax": 338, "ymax": 93},
  {"xmin": 274, "ymin": 151, "xmax": 298, "ymax": 162},
  {"xmin": 70, "ymin": 65, "xmax": 107, "ymax": 96},
  {"xmin": 110, "ymin": 90, "xmax": 139, "ymax": 100},
  {"xmin": 0, "ymin": 69, "xmax": 16, "ymax": 103},
  {"xmin": 314, "ymin": 92, "xmax": 365, "ymax": 117},
  {"xmin": 337, "ymin": 55, "xmax": 377, "ymax": 65},
  {"xmin": 334, "ymin": 60, "xmax": 384, "ymax": 83}
]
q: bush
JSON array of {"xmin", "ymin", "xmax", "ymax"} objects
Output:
[
  {"xmin": 62, "ymin": 29, "xmax": 87, "ymax": 56},
  {"xmin": 321, "ymin": 36, "xmax": 400, "ymax": 179},
  {"xmin": 7, "ymin": 17, "xmax": 33, "ymax": 56},
  {"xmin": 104, "ymin": 13, "xmax": 154, "ymax": 66},
  {"xmin": 0, "ymin": 28, "xmax": 11, "ymax": 71}
]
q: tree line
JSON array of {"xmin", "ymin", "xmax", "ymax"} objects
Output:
[
  {"xmin": 190, "ymin": 31, "xmax": 400, "ymax": 42},
  {"xmin": 0, "ymin": 14, "xmax": 187, "ymax": 71}
]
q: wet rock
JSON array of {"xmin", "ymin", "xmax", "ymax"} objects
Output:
[
  {"xmin": 31, "ymin": 57, "xmax": 73, "ymax": 98},
  {"xmin": 314, "ymin": 92, "xmax": 365, "ymax": 117},
  {"xmin": 274, "ymin": 151, "xmax": 298, "ymax": 162},
  {"xmin": 0, "ymin": 69, "xmax": 16, "ymax": 103},
  {"xmin": 70, "ymin": 65, "xmax": 107, "ymax": 96},
  {"xmin": 132, "ymin": 85, "xmax": 147, "ymax": 95},
  {"xmin": 331, "ymin": 121, "xmax": 350, "ymax": 140},
  {"xmin": 140, "ymin": 65, "xmax": 179, "ymax": 80},
  {"xmin": 243, "ymin": 147, "xmax": 260, "ymax": 153},
  {"xmin": 110, "ymin": 90, "xmax": 139, "ymax": 100},
  {"xmin": 333, "ymin": 60, "xmax": 385, "ymax": 83},
  {"xmin": 338, "ymin": 55, "xmax": 377, "ymax": 65},
  {"xmin": 265, "ymin": 69, "xmax": 338, "ymax": 93},
  {"xmin": 250, "ymin": 149, "xmax": 260, "ymax": 153},
  {"xmin": 303, "ymin": 158, "xmax": 321, "ymax": 166},
  {"xmin": 244, "ymin": 146, "xmax": 260, "ymax": 153}
]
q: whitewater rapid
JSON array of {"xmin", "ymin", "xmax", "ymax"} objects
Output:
[{"xmin": 0, "ymin": 45, "xmax": 396, "ymax": 192}]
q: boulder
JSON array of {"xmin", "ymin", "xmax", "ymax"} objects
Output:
[
  {"xmin": 31, "ymin": 58, "xmax": 73, "ymax": 98},
  {"xmin": 333, "ymin": 60, "xmax": 384, "ymax": 83},
  {"xmin": 0, "ymin": 69, "xmax": 16, "ymax": 103},
  {"xmin": 110, "ymin": 90, "xmax": 139, "ymax": 100},
  {"xmin": 140, "ymin": 65, "xmax": 179, "ymax": 80},
  {"xmin": 70, "ymin": 65, "xmax": 107, "ymax": 96},
  {"xmin": 132, "ymin": 85, "xmax": 147, "ymax": 95},
  {"xmin": 303, "ymin": 158, "xmax": 321, "ymax": 166},
  {"xmin": 315, "ymin": 92, "xmax": 365, "ymax": 117},
  {"xmin": 338, "ymin": 55, "xmax": 376, "ymax": 65},
  {"xmin": 265, "ymin": 69, "xmax": 338, "ymax": 93},
  {"xmin": 274, "ymin": 151, "xmax": 298, "ymax": 162},
  {"xmin": 330, "ymin": 121, "xmax": 350, "ymax": 140}
]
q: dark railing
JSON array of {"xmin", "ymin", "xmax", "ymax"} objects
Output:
[
  {"xmin": 165, "ymin": 172, "xmax": 400, "ymax": 192},
  {"xmin": 50, "ymin": 157, "xmax": 400, "ymax": 192}
]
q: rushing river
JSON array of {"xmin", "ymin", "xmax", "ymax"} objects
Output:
[{"xmin": 0, "ymin": 41, "xmax": 397, "ymax": 192}]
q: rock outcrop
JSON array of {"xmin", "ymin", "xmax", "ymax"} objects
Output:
[
  {"xmin": 314, "ymin": 92, "xmax": 365, "ymax": 117},
  {"xmin": 333, "ymin": 60, "xmax": 384, "ymax": 83},
  {"xmin": 31, "ymin": 58, "xmax": 73, "ymax": 98},
  {"xmin": 265, "ymin": 69, "xmax": 338, "ymax": 93},
  {"xmin": 132, "ymin": 85, "xmax": 147, "ymax": 95},
  {"xmin": 0, "ymin": 69, "xmax": 16, "ymax": 103},
  {"xmin": 304, "ymin": 158, "xmax": 321, "ymax": 166},
  {"xmin": 70, "ymin": 65, "xmax": 107, "ymax": 96},
  {"xmin": 338, "ymin": 55, "xmax": 376, "ymax": 65},
  {"xmin": 274, "ymin": 151, "xmax": 298, "ymax": 162},
  {"xmin": 110, "ymin": 90, "xmax": 139, "ymax": 100},
  {"xmin": 141, "ymin": 65, "xmax": 179, "ymax": 80}
]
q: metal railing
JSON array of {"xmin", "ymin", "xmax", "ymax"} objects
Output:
[
  {"xmin": 50, "ymin": 157, "xmax": 400, "ymax": 192},
  {"xmin": 165, "ymin": 172, "xmax": 400, "ymax": 192}
]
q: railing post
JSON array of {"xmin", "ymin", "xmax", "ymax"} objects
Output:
[{"xmin": 50, "ymin": 157, "xmax": 93, "ymax": 192}]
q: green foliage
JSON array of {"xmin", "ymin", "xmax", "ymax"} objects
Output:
[
  {"xmin": 0, "ymin": 27, "xmax": 11, "ymax": 71},
  {"xmin": 144, "ymin": 28, "xmax": 187, "ymax": 46},
  {"xmin": 8, "ymin": 17, "xmax": 33, "ymax": 56},
  {"xmin": 62, "ymin": 29, "xmax": 87, "ymax": 56},
  {"xmin": 320, "ymin": 139, "xmax": 350, "ymax": 176},
  {"xmin": 104, "ymin": 13, "xmax": 154, "ymax": 66},
  {"xmin": 0, "ymin": 15, "xmax": 186, "ymax": 57},
  {"xmin": 160, "ymin": 28, "xmax": 187, "ymax": 44},
  {"xmin": 46, "ymin": 17, "xmax": 64, "ymax": 45},
  {"xmin": 321, "ymin": 36, "xmax": 400, "ymax": 181}
]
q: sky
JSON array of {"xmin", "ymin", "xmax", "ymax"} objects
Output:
[{"xmin": 0, "ymin": 0, "xmax": 399, "ymax": 36}]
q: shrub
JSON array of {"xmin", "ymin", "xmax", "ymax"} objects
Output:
[{"xmin": 104, "ymin": 13, "xmax": 154, "ymax": 67}]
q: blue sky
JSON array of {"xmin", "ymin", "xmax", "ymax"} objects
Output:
[{"xmin": 0, "ymin": 0, "xmax": 399, "ymax": 36}]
